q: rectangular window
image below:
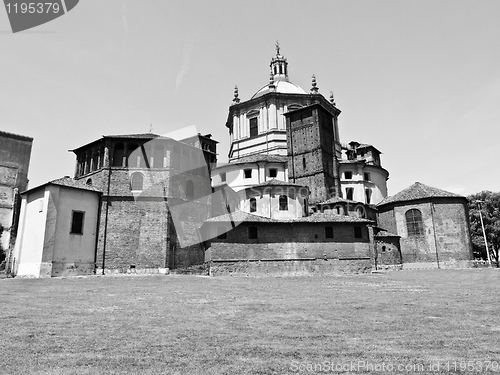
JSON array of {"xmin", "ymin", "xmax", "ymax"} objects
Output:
[
  {"xmin": 269, "ymin": 168, "xmax": 277, "ymax": 178},
  {"xmin": 249, "ymin": 117, "xmax": 258, "ymax": 137},
  {"xmin": 248, "ymin": 226, "xmax": 258, "ymax": 239},
  {"xmin": 250, "ymin": 197, "xmax": 257, "ymax": 213},
  {"xmin": 354, "ymin": 226, "xmax": 362, "ymax": 239},
  {"xmin": 346, "ymin": 187, "xmax": 354, "ymax": 201},
  {"xmin": 325, "ymin": 227, "xmax": 333, "ymax": 239},
  {"xmin": 279, "ymin": 195, "xmax": 288, "ymax": 211},
  {"xmin": 365, "ymin": 188, "xmax": 372, "ymax": 204},
  {"xmin": 217, "ymin": 227, "xmax": 227, "ymax": 240},
  {"xmin": 344, "ymin": 171, "xmax": 352, "ymax": 179},
  {"xmin": 244, "ymin": 169, "xmax": 252, "ymax": 179},
  {"xmin": 71, "ymin": 211, "xmax": 85, "ymax": 235},
  {"xmin": 220, "ymin": 172, "xmax": 226, "ymax": 182}
]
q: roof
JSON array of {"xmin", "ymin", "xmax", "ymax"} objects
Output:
[
  {"xmin": 22, "ymin": 176, "xmax": 102, "ymax": 195},
  {"xmin": 251, "ymin": 80, "xmax": 307, "ymax": 99},
  {"xmin": 229, "ymin": 154, "xmax": 288, "ymax": 164},
  {"xmin": 375, "ymin": 230, "xmax": 400, "ymax": 238},
  {"xmin": 0, "ymin": 130, "xmax": 33, "ymax": 141},
  {"xmin": 103, "ymin": 133, "xmax": 161, "ymax": 139},
  {"xmin": 377, "ymin": 182, "xmax": 463, "ymax": 206},
  {"xmin": 205, "ymin": 210, "xmax": 373, "ymax": 224},
  {"xmin": 251, "ymin": 179, "xmax": 307, "ymax": 189},
  {"xmin": 316, "ymin": 196, "xmax": 359, "ymax": 205}
]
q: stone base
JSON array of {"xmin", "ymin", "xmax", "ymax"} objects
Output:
[
  {"xmin": 96, "ymin": 267, "xmax": 170, "ymax": 275},
  {"xmin": 208, "ymin": 258, "xmax": 372, "ymax": 277}
]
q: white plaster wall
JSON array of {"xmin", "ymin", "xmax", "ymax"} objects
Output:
[
  {"xmin": 14, "ymin": 189, "xmax": 49, "ymax": 277},
  {"xmin": 51, "ymin": 186, "xmax": 99, "ymax": 276}
]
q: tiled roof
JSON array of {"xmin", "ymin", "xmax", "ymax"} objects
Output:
[
  {"xmin": 230, "ymin": 154, "xmax": 288, "ymax": 164},
  {"xmin": 205, "ymin": 210, "xmax": 373, "ymax": 224},
  {"xmin": 205, "ymin": 211, "xmax": 274, "ymax": 223},
  {"xmin": 23, "ymin": 176, "xmax": 102, "ymax": 194},
  {"xmin": 375, "ymin": 230, "xmax": 400, "ymax": 238},
  {"xmin": 49, "ymin": 177, "xmax": 102, "ymax": 192},
  {"xmin": 316, "ymin": 196, "xmax": 359, "ymax": 205},
  {"xmin": 251, "ymin": 179, "xmax": 307, "ymax": 188},
  {"xmin": 377, "ymin": 182, "xmax": 463, "ymax": 206},
  {"xmin": 103, "ymin": 133, "xmax": 161, "ymax": 139}
]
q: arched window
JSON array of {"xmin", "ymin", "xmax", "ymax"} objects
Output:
[
  {"xmin": 279, "ymin": 195, "xmax": 288, "ymax": 211},
  {"xmin": 186, "ymin": 180, "xmax": 194, "ymax": 199},
  {"xmin": 86, "ymin": 178, "xmax": 92, "ymax": 186},
  {"xmin": 131, "ymin": 173, "xmax": 143, "ymax": 191},
  {"xmin": 250, "ymin": 197, "xmax": 257, "ymax": 213},
  {"xmin": 406, "ymin": 209, "xmax": 423, "ymax": 236}
]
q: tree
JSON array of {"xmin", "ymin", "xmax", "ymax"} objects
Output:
[{"xmin": 467, "ymin": 191, "xmax": 500, "ymax": 267}]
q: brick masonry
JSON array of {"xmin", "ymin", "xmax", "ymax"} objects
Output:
[{"xmin": 377, "ymin": 198, "xmax": 473, "ymax": 263}]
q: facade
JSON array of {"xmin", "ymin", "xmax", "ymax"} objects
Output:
[
  {"xmin": 0, "ymin": 130, "xmax": 33, "ymax": 270},
  {"xmin": 377, "ymin": 182, "xmax": 473, "ymax": 267},
  {"xmin": 202, "ymin": 211, "xmax": 374, "ymax": 276},
  {"xmin": 11, "ymin": 177, "xmax": 101, "ymax": 278},
  {"xmin": 71, "ymin": 132, "xmax": 217, "ymax": 273},
  {"xmin": 339, "ymin": 141, "xmax": 389, "ymax": 205}
]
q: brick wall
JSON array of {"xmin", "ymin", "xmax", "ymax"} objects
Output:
[{"xmin": 206, "ymin": 222, "xmax": 371, "ymax": 261}]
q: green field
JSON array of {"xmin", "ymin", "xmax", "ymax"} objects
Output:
[{"xmin": 1, "ymin": 269, "xmax": 500, "ymax": 374}]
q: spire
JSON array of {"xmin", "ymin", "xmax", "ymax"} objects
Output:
[
  {"xmin": 270, "ymin": 41, "xmax": 289, "ymax": 82},
  {"xmin": 268, "ymin": 70, "xmax": 276, "ymax": 91},
  {"xmin": 310, "ymin": 75, "xmax": 319, "ymax": 94},
  {"xmin": 329, "ymin": 91, "xmax": 336, "ymax": 106},
  {"xmin": 232, "ymin": 85, "xmax": 240, "ymax": 104}
]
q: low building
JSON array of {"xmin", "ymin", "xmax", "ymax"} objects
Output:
[
  {"xmin": 377, "ymin": 182, "xmax": 473, "ymax": 268},
  {"xmin": 201, "ymin": 211, "xmax": 375, "ymax": 276},
  {"xmin": 0, "ymin": 130, "xmax": 33, "ymax": 271},
  {"xmin": 11, "ymin": 177, "xmax": 101, "ymax": 278}
]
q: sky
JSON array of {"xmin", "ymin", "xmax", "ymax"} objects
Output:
[{"xmin": 1, "ymin": 0, "xmax": 499, "ymax": 197}]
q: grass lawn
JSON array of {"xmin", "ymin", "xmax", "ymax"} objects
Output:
[{"xmin": 1, "ymin": 269, "xmax": 500, "ymax": 374}]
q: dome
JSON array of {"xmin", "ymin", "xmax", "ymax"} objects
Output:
[{"xmin": 251, "ymin": 80, "xmax": 307, "ymax": 99}]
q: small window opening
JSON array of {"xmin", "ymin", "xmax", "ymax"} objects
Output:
[
  {"xmin": 249, "ymin": 117, "xmax": 258, "ymax": 137},
  {"xmin": 220, "ymin": 172, "xmax": 226, "ymax": 182},
  {"xmin": 71, "ymin": 211, "xmax": 85, "ymax": 235},
  {"xmin": 325, "ymin": 227, "xmax": 333, "ymax": 239},
  {"xmin": 346, "ymin": 188, "xmax": 354, "ymax": 201},
  {"xmin": 279, "ymin": 195, "xmax": 288, "ymax": 211},
  {"xmin": 302, "ymin": 157, "xmax": 306, "ymax": 170},
  {"xmin": 344, "ymin": 171, "xmax": 352, "ymax": 179},
  {"xmin": 248, "ymin": 226, "xmax": 258, "ymax": 239},
  {"xmin": 250, "ymin": 197, "xmax": 257, "ymax": 213},
  {"xmin": 269, "ymin": 168, "xmax": 277, "ymax": 178},
  {"xmin": 364, "ymin": 172, "xmax": 370, "ymax": 181},
  {"xmin": 365, "ymin": 189, "xmax": 372, "ymax": 204},
  {"xmin": 244, "ymin": 169, "xmax": 252, "ymax": 179}
]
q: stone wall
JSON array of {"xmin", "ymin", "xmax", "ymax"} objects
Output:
[
  {"xmin": 378, "ymin": 198, "xmax": 473, "ymax": 264},
  {"xmin": 206, "ymin": 222, "xmax": 371, "ymax": 262},
  {"xmin": 209, "ymin": 258, "xmax": 372, "ymax": 276}
]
